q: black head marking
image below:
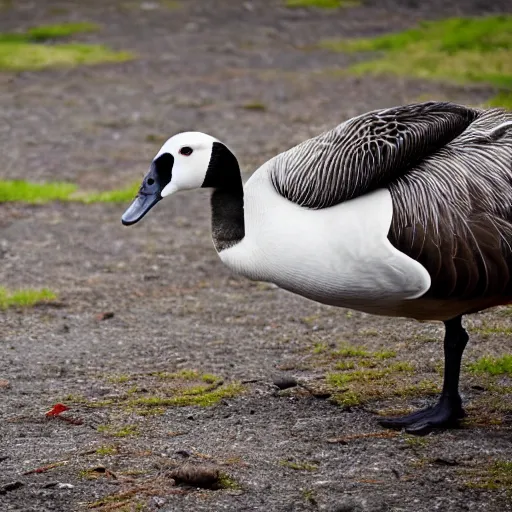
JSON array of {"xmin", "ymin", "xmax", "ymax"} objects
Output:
[
  {"xmin": 121, "ymin": 152, "xmax": 175, "ymax": 226},
  {"xmin": 202, "ymin": 142, "xmax": 241, "ymax": 190},
  {"xmin": 144, "ymin": 152, "xmax": 174, "ymax": 195}
]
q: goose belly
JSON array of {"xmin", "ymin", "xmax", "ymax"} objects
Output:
[{"xmin": 220, "ymin": 184, "xmax": 431, "ymax": 313}]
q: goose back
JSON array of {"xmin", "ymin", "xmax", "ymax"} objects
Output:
[
  {"xmin": 389, "ymin": 110, "xmax": 512, "ymax": 301},
  {"xmin": 270, "ymin": 102, "xmax": 478, "ymax": 209}
]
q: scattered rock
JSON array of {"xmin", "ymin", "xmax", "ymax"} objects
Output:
[
  {"xmin": 328, "ymin": 501, "xmax": 359, "ymax": 512},
  {"xmin": 56, "ymin": 483, "xmax": 74, "ymax": 489},
  {"xmin": 433, "ymin": 457, "xmax": 459, "ymax": 466},
  {"xmin": 326, "ymin": 437, "xmax": 348, "ymax": 445},
  {"xmin": 170, "ymin": 464, "xmax": 222, "ymax": 489},
  {"xmin": 149, "ymin": 496, "xmax": 167, "ymax": 508},
  {"xmin": 57, "ymin": 324, "xmax": 70, "ymax": 334},
  {"xmin": 96, "ymin": 311, "xmax": 115, "ymax": 321},
  {"xmin": 273, "ymin": 376, "xmax": 297, "ymax": 390},
  {"xmin": 0, "ymin": 481, "xmax": 24, "ymax": 495}
]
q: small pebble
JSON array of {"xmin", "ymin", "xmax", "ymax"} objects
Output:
[
  {"xmin": 273, "ymin": 376, "xmax": 297, "ymax": 390},
  {"xmin": 0, "ymin": 481, "xmax": 24, "ymax": 494},
  {"xmin": 96, "ymin": 312, "xmax": 115, "ymax": 321},
  {"xmin": 57, "ymin": 483, "xmax": 74, "ymax": 489},
  {"xmin": 149, "ymin": 496, "xmax": 167, "ymax": 508}
]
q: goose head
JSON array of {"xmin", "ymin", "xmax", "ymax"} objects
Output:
[{"xmin": 121, "ymin": 131, "xmax": 239, "ymax": 226}]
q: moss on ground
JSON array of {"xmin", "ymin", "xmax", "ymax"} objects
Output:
[
  {"xmin": 0, "ymin": 180, "xmax": 138, "ymax": 204},
  {"xmin": 319, "ymin": 15, "xmax": 512, "ymax": 108},
  {"xmin": 0, "ymin": 22, "xmax": 133, "ymax": 71},
  {"xmin": 334, "ymin": 345, "xmax": 370, "ymax": 358},
  {"xmin": 0, "ymin": 287, "xmax": 57, "ymax": 309},
  {"xmin": 279, "ymin": 460, "xmax": 318, "ymax": 471},
  {"xmin": 63, "ymin": 370, "xmax": 244, "ymax": 416},
  {"xmin": 462, "ymin": 460, "xmax": 512, "ymax": 491},
  {"xmin": 468, "ymin": 355, "xmax": 512, "ymax": 375},
  {"xmin": 302, "ymin": 340, "xmax": 433, "ymax": 408},
  {"xmin": 128, "ymin": 382, "xmax": 243, "ymax": 408},
  {"xmin": 285, "ymin": 0, "xmax": 360, "ymax": 8},
  {"xmin": 0, "ymin": 180, "xmax": 77, "ymax": 203},
  {"xmin": 242, "ymin": 101, "xmax": 267, "ymax": 111},
  {"xmin": 24, "ymin": 22, "xmax": 99, "ymax": 41},
  {"xmin": 95, "ymin": 445, "xmax": 118, "ymax": 456},
  {"xmin": 470, "ymin": 321, "xmax": 512, "ymax": 338}
]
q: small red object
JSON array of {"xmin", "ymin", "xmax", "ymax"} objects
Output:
[{"xmin": 45, "ymin": 403, "xmax": 70, "ymax": 417}]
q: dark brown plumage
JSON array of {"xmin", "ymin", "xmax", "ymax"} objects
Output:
[{"xmin": 271, "ymin": 102, "xmax": 512, "ymax": 315}]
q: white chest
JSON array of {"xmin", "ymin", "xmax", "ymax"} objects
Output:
[{"xmin": 218, "ymin": 171, "xmax": 430, "ymax": 310}]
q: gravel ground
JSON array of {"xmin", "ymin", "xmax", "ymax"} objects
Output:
[{"xmin": 1, "ymin": 1, "xmax": 511, "ymax": 511}]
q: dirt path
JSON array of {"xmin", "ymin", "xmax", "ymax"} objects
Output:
[{"xmin": 1, "ymin": 1, "xmax": 511, "ymax": 511}]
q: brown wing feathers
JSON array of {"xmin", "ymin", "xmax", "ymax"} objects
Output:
[
  {"xmin": 388, "ymin": 110, "xmax": 512, "ymax": 301},
  {"xmin": 270, "ymin": 102, "xmax": 478, "ymax": 209}
]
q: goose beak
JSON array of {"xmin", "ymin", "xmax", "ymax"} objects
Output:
[
  {"xmin": 121, "ymin": 193, "xmax": 161, "ymax": 226},
  {"xmin": 121, "ymin": 162, "xmax": 164, "ymax": 226}
]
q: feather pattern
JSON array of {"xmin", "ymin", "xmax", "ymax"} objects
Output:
[
  {"xmin": 389, "ymin": 111, "xmax": 512, "ymax": 301},
  {"xmin": 269, "ymin": 102, "xmax": 512, "ymax": 303},
  {"xmin": 270, "ymin": 102, "xmax": 478, "ymax": 208}
]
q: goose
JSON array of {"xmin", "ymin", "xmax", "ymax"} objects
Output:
[{"xmin": 121, "ymin": 101, "xmax": 512, "ymax": 435}]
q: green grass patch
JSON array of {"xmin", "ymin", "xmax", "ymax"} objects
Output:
[
  {"xmin": 0, "ymin": 180, "xmax": 77, "ymax": 203},
  {"xmin": 65, "ymin": 371, "xmax": 244, "ymax": 431},
  {"xmin": 335, "ymin": 361, "xmax": 356, "ymax": 371},
  {"xmin": 313, "ymin": 342, "xmax": 329, "ymax": 354},
  {"xmin": 285, "ymin": 0, "xmax": 360, "ymax": 8},
  {"xmin": 72, "ymin": 183, "xmax": 139, "ymax": 204},
  {"xmin": 488, "ymin": 91, "xmax": 512, "ymax": 110},
  {"xmin": 279, "ymin": 460, "xmax": 318, "ymax": 471},
  {"xmin": 334, "ymin": 345, "xmax": 370, "ymax": 357},
  {"xmin": 374, "ymin": 350, "xmax": 396, "ymax": 359},
  {"xmin": 468, "ymin": 355, "xmax": 512, "ymax": 375},
  {"xmin": 309, "ymin": 340, "xmax": 420, "ymax": 408},
  {"xmin": 217, "ymin": 473, "xmax": 242, "ymax": 490},
  {"xmin": 95, "ymin": 445, "xmax": 118, "ymax": 456},
  {"xmin": 464, "ymin": 460, "xmax": 512, "ymax": 491},
  {"xmin": 26, "ymin": 22, "xmax": 99, "ymax": 41},
  {"xmin": 129, "ymin": 382, "xmax": 243, "ymax": 408},
  {"xmin": 0, "ymin": 180, "xmax": 138, "ymax": 204},
  {"xmin": 327, "ymin": 363, "xmax": 413, "ymax": 387},
  {"xmin": 319, "ymin": 15, "xmax": 512, "ymax": 106},
  {"xmin": 106, "ymin": 374, "xmax": 132, "ymax": 384},
  {"xmin": 0, "ymin": 287, "xmax": 57, "ymax": 309},
  {"xmin": 0, "ymin": 22, "xmax": 133, "ymax": 71},
  {"xmin": 150, "ymin": 369, "xmax": 220, "ymax": 383},
  {"xmin": 327, "ymin": 369, "xmax": 390, "ymax": 386},
  {"xmin": 242, "ymin": 101, "xmax": 267, "ymax": 111}
]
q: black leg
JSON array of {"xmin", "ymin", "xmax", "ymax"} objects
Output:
[{"xmin": 379, "ymin": 315, "xmax": 469, "ymax": 435}]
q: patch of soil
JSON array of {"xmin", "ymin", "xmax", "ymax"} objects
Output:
[{"xmin": 1, "ymin": 1, "xmax": 511, "ymax": 511}]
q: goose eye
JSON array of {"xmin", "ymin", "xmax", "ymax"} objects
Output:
[{"xmin": 179, "ymin": 146, "xmax": 193, "ymax": 156}]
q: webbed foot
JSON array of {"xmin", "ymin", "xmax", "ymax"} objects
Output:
[{"xmin": 378, "ymin": 396, "xmax": 465, "ymax": 435}]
